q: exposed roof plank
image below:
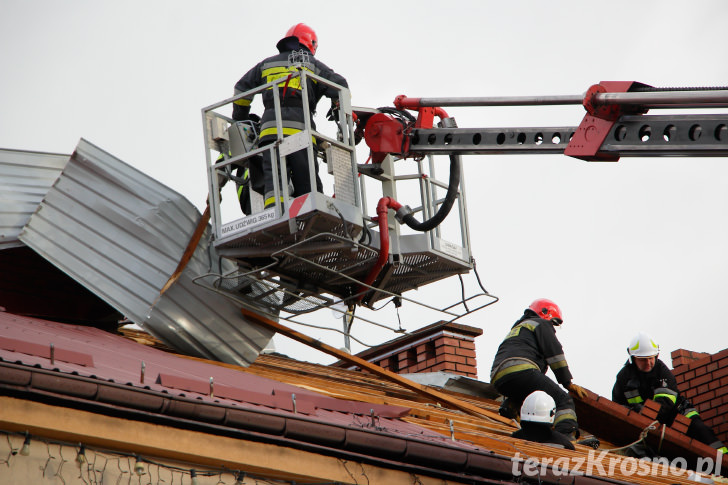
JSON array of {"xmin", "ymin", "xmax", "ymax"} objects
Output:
[{"xmin": 241, "ymin": 308, "xmax": 514, "ymax": 425}]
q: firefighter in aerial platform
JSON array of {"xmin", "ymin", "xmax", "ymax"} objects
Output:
[
  {"xmin": 613, "ymin": 331, "xmax": 728, "ymax": 457},
  {"xmin": 490, "ymin": 298, "xmax": 588, "ymax": 440},
  {"xmin": 231, "ymin": 23, "xmax": 349, "ymax": 209}
]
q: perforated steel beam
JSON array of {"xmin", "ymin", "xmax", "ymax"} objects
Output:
[
  {"xmin": 406, "ymin": 114, "xmax": 728, "ymax": 158},
  {"xmin": 599, "ymin": 114, "xmax": 728, "ymax": 157},
  {"xmin": 409, "ymin": 126, "xmax": 575, "ymax": 155}
]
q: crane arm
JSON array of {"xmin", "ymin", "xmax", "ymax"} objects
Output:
[{"xmin": 360, "ymin": 82, "xmax": 728, "ymax": 162}]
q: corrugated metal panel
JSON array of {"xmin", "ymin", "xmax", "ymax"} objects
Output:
[
  {"xmin": 19, "ymin": 139, "xmax": 273, "ymax": 365},
  {"xmin": 0, "ymin": 148, "xmax": 69, "ymax": 250}
]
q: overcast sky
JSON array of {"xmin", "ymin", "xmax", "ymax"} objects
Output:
[{"xmin": 2, "ymin": 0, "xmax": 728, "ymax": 399}]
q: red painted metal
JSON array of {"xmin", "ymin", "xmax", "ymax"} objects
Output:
[
  {"xmin": 393, "ymin": 94, "xmax": 420, "ymax": 111},
  {"xmin": 565, "ymin": 81, "xmax": 638, "ymax": 161},
  {"xmin": 288, "ymin": 193, "xmax": 308, "ymax": 218},
  {"xmin": 363, "ymin": 101, "xmax": 451, "ymax": 163},
  {"xmin": 0, "ymin": 336, "xmax": 94, "ymax": 366},
  {"xmin": 363, "ymin": 113, "xmax": 406, "ymax": 163},
  {"xmin": 393, "ymin": 95, "xmax": 450, "ymax": 128},
  {"xmin": 414, "ymin": 106, "xmax": 450, "ymax": 129},
  {"xmin": 356, "ymin": 197, "xmax": 402, "ymax": 303}
]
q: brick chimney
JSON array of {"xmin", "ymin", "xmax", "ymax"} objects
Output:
[
  {"xmin": 333, "ymin": 321, "xmax": 482, "ymax": 378},
  {"xmin": 671, "ymin": 348, "xmax": 728, "ymax": 444}
]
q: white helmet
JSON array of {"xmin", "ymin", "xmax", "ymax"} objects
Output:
[
  {"xmin": 627, "ymin": 331, "xmax": 659, "ymax": 360},
  {"xmin": 520, "ymin": 391, "xmax": 556, "ymax": 424}
]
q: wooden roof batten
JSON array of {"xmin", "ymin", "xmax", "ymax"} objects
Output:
[{"xmin": 241, "ymin": 308, "xmax": 514, "ymax": 426}]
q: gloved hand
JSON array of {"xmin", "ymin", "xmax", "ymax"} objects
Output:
[
  {"xmin": 656, "ymin": 402, "xmax": 678, "ymax": 425},
  {"xmin": 567, "ymin": 383, "xmax": 589, "ymax": 399},
  {"xmin": 326, "ymin": 100, "xmax": 341, "ymax": 122}
]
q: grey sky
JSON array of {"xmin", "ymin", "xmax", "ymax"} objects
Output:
[{"xmin": 2, "ymin": 0, "xmax": 727, "ymax": 398}]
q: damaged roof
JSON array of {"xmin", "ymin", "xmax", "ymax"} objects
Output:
[
  {"xmin": 1, "ymin": 310, "xmax": 725, "ymax": 484},
  {"xmin": 0, "ymin": 147, "xmax": 67, "ymax": 250},
  {"xmin": 2, "ymin": 141, "xmax": 273, "ymax": 365}
]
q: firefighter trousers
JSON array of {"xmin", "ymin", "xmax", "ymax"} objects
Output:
[
  {"xmin": 493, "ymin": 368, "xmax": 579, "ymax": 438},
  {"xmin": 262, "ymin": 145, "xmax": 323, "ymax": 205}
]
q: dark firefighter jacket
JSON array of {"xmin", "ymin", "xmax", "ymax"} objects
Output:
[
  {"xmin": 612, "ymin": 358, "xmax": 699, "ymax": 421},
  {"xmin": 512, "ymin": 422, "xmax": 575, "ymax": 450},
  {"xmin": 490, "ymin": 311, "xmax": 573, "ymax": 387},
  {"xmin": 232, "ymin": 36, "xmax": 348, "ymax": 142}
]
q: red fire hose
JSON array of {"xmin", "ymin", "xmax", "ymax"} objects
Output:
[{"xmin": 357, "ymin": 197, "xmax": 402, "ymax": 303}]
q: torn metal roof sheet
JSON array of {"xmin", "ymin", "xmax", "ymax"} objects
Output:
[
  {"xmin": 17, "ymin": 139, "xmax": 273, "ymax": 365},
  {"xmin": 0, "ymin": 147, "xmax": 68, "ymax": 250}
]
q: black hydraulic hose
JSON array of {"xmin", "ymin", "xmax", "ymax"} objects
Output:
[{"xmin": 400, "ymin": 152, "xmax": 461, "ymax": 232}]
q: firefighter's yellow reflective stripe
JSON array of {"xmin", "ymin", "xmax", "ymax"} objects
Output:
[
  {"xmin": 234, "ymin": 98, "xmax": 252, "ymax": 106},
  {"xmin": 261, "ymin": 66, "xmax": 317, "ymax": 90},
  {"xmin": 627, "ymin": 396, "xmax": 644, "ymax": 404},
  {"xmin": 718, "ymin": 446, "xmax": 728, "ymax": 454},
  {"xmin": 685, "ymin": 410, "xmax": 699, "ymax": 419},
  {"xmin": 653, "ymin": 388, "xmax": 677, "ymax": 404},
  {"xmin": 260, "ymin": 126, "xmax": 303, "ymax": 138},
  {"xmin": 504, "ymin": 321, "xmax": 539, "ymax": 339},
  {"xmin": 264, "ymin": 195, "xmax": 285, "ymax": 207},
  {"xmin": 546, "ymin": 354, "xmax": 568, "ymax": 369},
  {"xmin": 237, "ymin": 169, "xmax": 250, "ymax": 200},
  {"xmin": 653, "ymin": 393, "xmax": 676, "ymax": 403},
  {"xmin": 261, "ymin": 65, "xmax": 315, "ymax": 77},
  {"xmin": 259, "ymin": 127, "xmax": 317, "ymax": 144},
  {"xmin": 215, "ymin": 152, "xmax": 232, "ymax": 163},
  {"xmin": 554, "ymin": 408, "xmax": 577, "ymax": 424},
  {"xmin": 492, "ymin": 362, "xmax": 539, "ymax": 383}
]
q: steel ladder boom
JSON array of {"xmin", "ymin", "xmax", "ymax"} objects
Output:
[
  {"xmin": 378, "ymin": 84, "xmax": 728, "ymax": 162},
  {"xmin": 407, "ymin": 114, "xmax": 728, "ymax": 158}
]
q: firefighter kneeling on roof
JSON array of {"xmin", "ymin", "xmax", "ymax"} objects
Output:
[
  {"xmin": 613, "ymin": 331, "xmax": 728, "ymax": 458},
  {"xmin": 490, "ymin": 298, "xmax": 588, "ymax": 441}
]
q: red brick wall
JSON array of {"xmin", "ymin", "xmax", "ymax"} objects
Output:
[
  {"xmin": 375, "ymin": 333, "xmax": 478, "ymax": 378},
  {"xmin": 671, "ymin": 348, "xmax": 728, "ymax": 444}
]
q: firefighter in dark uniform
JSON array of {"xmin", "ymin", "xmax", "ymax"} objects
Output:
[
  {"xmin": 613, "ymin": 331, "xmax": 728, "ymax": 456},
  {"xmin": 490, "ymin": 298, "xmax": 588, "ymax": 439},
  {"xmin": 511, "ymin": 391, "xmax": 576, "ymax": 450},
  {"xmin": 232, "ymin": 23, "xmax": 349, "ymax": 209}
]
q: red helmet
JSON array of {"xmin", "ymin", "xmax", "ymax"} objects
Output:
[
  {"xmin": 528, "ymin": 298, "xmax": 563, "ymax": 325},
  {"xmin": 286, "ymin": 23, "xmax": 318, "ymax": 54}
]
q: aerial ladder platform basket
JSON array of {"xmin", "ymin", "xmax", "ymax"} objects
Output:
[{"xmin": 201, "ymin": 68, "xmax": 474, "ymax": 316}]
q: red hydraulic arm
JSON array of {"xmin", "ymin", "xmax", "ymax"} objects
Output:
[
  {"xmin": 358, "ymin": 82, "xmax": 728, "ymax": 163},
  {"xmin": 565, "ymin": 81, "xmax": 641, "ymax": 161}
]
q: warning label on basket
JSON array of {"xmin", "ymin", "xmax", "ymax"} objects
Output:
[
  {"xmin": 221, "ymin": 209, "xmax": 276, "ymax": 237},
  {"xmin": 437, "ymin": 238, "xmax": 465, "ymax": 260}
]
